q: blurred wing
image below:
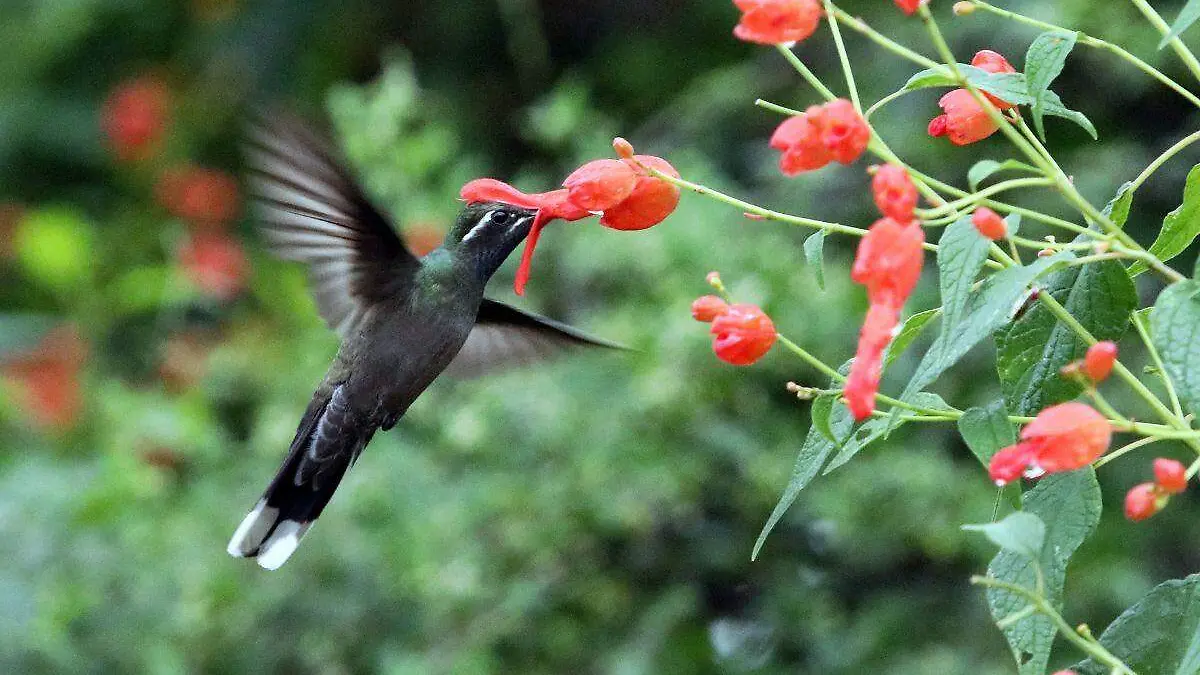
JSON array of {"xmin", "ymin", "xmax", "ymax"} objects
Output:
[
  {"xmin": 444, "ymin": 299, "xmax": 627, "ymax": 378},
  {"xmin": 245, "ymin": 111, "xmax": 419, "ymax": 338}
]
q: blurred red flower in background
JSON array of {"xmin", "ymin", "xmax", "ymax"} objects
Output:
[
  {"xmin": 1, "ymin": 325, "xmax": 87, "ymax": 432},
  {"xmin": 156, "ymin": 166, "xmax": 241, "ymax": 229},
  {"xmin": 177, "ymin": 231, "xmax": 249, "ymax": 300},
  {"xmin": 871, "ymin": 164, "xmax": 918, "ymax": 222},
  {"xmin": 101, "ymin": 76, "xmax": 171, "ymax": 162}
]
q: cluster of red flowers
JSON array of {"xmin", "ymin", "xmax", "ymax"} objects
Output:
[
  {"xmin": 928, "ymin": 50, "xmax": 1017, "ymax": 145},
  {"xmin": 844, "ymin": 165, "xmax": 924, "ymax": 420},
  {"xmin": 1, "ymin": 325, "xmax": 87, "ymax": 433},
  {"xmin": 1125, "ymin": 458, "xmax": 1188, "ymax": 521},
  {"xmin": 101, "ymin": 76, "xmax": 247, "ymax": 300},
  {"xmin": 691, "ymin": 294, "xmax": 778, "ymax": 365},
  {"xmin": 988, "ymin": 402, "xmax": 1112, "ymax": 485},
  {"xmin": 770, "ymin": 99, "xmax": 870, "ymax": 176},
  {"xmin": 461, "ymin": 137, "xmax": 680, "ymax": 294}
]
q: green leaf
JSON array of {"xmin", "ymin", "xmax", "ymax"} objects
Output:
[
  {"xmin": 967, "ymin": 159, "xmax": 1039, "ymax": 191},
  {"xmin": 1151, "ymin": 280, "xmax": 1200, "ymax": 417},
  {"xmin": 1073, "ymin": 575, "xmax": 1200, "ymax": 675},
  {"xmin": 895, "ymin": 254, "xmax": 1070, "ymax": 418},
  {"xmin": 1040, "ymin": 89, "xmax": 1098, "ymax": 140},
  {"xmin": 1024, "ymin": 31, "xmax": 1078, "ymax": 140},
  {"xmin": 804, "ymin": 230, "xmax": 826, "ymax": 290},
  {"xmin": 1130, "ymin": 163, "xmax": 1200, "ymax": 277},
  {"xmin": 939, "ymin": 216, "xmax": 993, "ymax": 330},
  {"xmin": 995, "ymin": 257, "xmax": 1137, "ymax": 415},
  {"xmin": 15, "ymin": 206, "xmax": 94, "ymax": 292},
  {"xmin": 963, "ymin": 512, "xmax": 1045, "ymax": 560},
  {"xmin": 985, "ymin": 470, "xmax": 1102, "ymax": 675},
  {"xmin": 810, "ymin": 393, "xmax": 841, "ymax": 445},
  {"xmin": 1159, "ymin": 0, "xmax": 1200, "ymax": 49},
  {"xmin": 1005, "ymin": 213, "xmax": 1022, "ymax": 239},
  {"xmin": 753, "ymin": 370, "xmax": 853, "ymax": 560},
  {"xmin": 958, "ymin": 400, "xmax": 1017, "ymax": 468},
  {"xmin": 822, "ymin": 393, "xmax": 952, "ymax": 475},
  {"xmin": 883, "ymin": 308, "xmax": 941, "ymax": 368},
  {"xmin": 1102, "ymin": 181, "xmax": 1136, "ymax": 227}
]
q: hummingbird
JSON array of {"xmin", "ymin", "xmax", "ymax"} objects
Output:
[{"xmin": 227, "ymin": 113, "xmax": 620, "ymax": 570}]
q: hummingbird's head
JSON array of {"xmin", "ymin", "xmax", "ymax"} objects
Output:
[{"xmin": 443, "ymin": 201, "xmax": 539, "ymax": 282}]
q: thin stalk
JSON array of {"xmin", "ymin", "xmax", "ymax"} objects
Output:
[
  {"xmin": 822, "ymin": 0, "xmax": 860, "ymax": 111},
  {"xmin": 1132, "ymin": 309, "xmax": 1184, "ymax": 418},
  {"xmin": 1130, "ymin": 0, "xmax": 1200, "ymax": 85},
  {"xmin": 1130, "ymin": 128, "xmax": 1200, "ymax": 192},
  {"xmin": 1095, "ymin": 435, "xmax": 1161, "ymax": 469},
  {"xmin": 775, "ymin": 45, "xmax": 837, "ymax": 100},
  {"xmin": 829, "ymin": 6, "xmax": 940, "ymax": 69}
]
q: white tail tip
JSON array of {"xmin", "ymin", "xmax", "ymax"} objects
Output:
[
  {"xmin": 255, "ymin": 519, "xmax": 312, "ymax": 570},
  {"xmin": 227, "ymin": 500, "xmax": 280, "ymax": 558}
]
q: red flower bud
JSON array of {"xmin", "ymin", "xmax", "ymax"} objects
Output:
[
  {"xmin": 178, "ymin": 231, "xmax": 249, "ymax": 300},
  {"xmin": 1124, "ymin": 482, "xmax": 1163, "ymax": 522},
  {"xmin": 101, "ymin": 76, "xmax": 170, "ymax": 162},
  {"xmin": 563, "ymin": 159, "xmax": 638, "ymax": 211},
  {"xmin": 893, "ymin": 0, "xmax": 924, "ymax": 14},
  {"xmin": 970, "ymin": 50, "xmax": 1018, "ymax": 110},
  {"xmin": 1083, "ymin": 341, "xmax": 1117, "ymax": 383},
  {"xmin": 733, "ymin": 0, "xmax": 823, "ymax": 45},
  {"xmin": 692, "ymin": 295, "xmax": 730, "ymax": 322},
  {"xmin": 770, "ymin": 99, "xmax": 869, "ymax": 175},
  {"xmin": 1153, "ymin": 458, "xmax": 1188, "ymax": 494},
  {"xmin": 851, "ymin": 217, "xmax": 925, "ymax": 309},
  {"xmin": 871, "ymin": 164, "xmax": 919, "ymax": 222},
  {"xmin": 710, "ymin": 304, "xmax": 776, "ymax": 365},
  {"xmin": 988, "ymin": 402, "xmax": 1111, "ymax": 484},
  {"xmin": 929, "ymin": 89, "xmax": 1000, "ymax": 145},
  {"xmin": 599, "ymin": 155, "xmax": 681, "ymax": 231},
  {"xmin": 156, "ymin": 166, "xmax": 240, "ymax": 229},
  {"xmin": 971, "ymin": 207, "xmax": 1007, "ymax": 240},
  {"xmin": 613, "ymin": 137, "xmax": 635, "ymax": 160}
]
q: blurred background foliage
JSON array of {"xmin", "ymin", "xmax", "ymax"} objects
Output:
[{"xmin": 2, "ymin": 0, "xmax": 1200, "ymax": 673}]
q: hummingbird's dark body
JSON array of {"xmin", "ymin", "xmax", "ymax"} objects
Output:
[{"xmin": 227, "ymin": 114, "xmax": 618, "ymax": 569}]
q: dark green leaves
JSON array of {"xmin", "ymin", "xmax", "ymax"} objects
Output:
[
  {"xmin": 1074, "ymin": 575, "xmax": 1200, "ymax": 675},
  {"xmin": 1151, "ymin": 280, "xmax": 1200, "ymax": 417},
  {"xmin": 804, "ymin": 230, "xmax": 826, "ymax": 290},
  {"xmin": 995, "ymin": 257, "xmax": 1136, "ymax": 416},
  {"xmin": 983, "ymin": 471, "xmax": 1102, "ymax": 675},
  {"xmin": 963, "ymin": 512, "xmax": 1045, "ymax": 561},
  {"xmin": 967, "ymin": 159, "xmax": 1039, "ymax": 191},
  {"xmin": 1024, "ymin": 31, "xmax": 1079, "ymax": 140},
  {"xmin": 1130, "ymin": 163, "xmax": 1200, "ymax": 277},
  {"xmin": 958, "ymin": 400, "xmax": 1017, "ymax": 468},
  {"xmin": 884, "ymin": 308, "xmax": 940, "ymax": 368},
  {"xmin": 1160, "ymin": 0, "xmax": 1200, "ymax": 49},
  {"xmin": 939, "ymin": 216, "xmax": 993, "ymax": 327}
]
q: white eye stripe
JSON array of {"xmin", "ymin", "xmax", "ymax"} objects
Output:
[{"xmin": 462, "ymin": 210, "xmax": 529, "ymax": 243}]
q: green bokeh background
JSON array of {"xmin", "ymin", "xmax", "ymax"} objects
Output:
[{"xmin": 2, "ymin": 0, "xmax": 1200, "ymax": 673}]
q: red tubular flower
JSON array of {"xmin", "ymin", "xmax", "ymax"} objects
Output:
[
  {"xmin": 156, "ymin": 166, "xmax": 241, "ymax": 229},
  {"xmin": 1124, "ymin": 482, "xmax": 1163, "ymax": 522},
  {"xmin": 600, "ymin": 155, "xmax": 681, "ymax": 231},
  {"xmin": 851, "ymin": 217, "xmax": 926, "ymax": 309},
  {"xmin": 770, "ymin": 99, "xmax": 869, "ymax": 176},
  {"xmin": 562, "ymin": 159, "xmax": 638, "ymax": 211},
  {"xmin": 971, "ymin": 207, "xmax": 1007, "ymax": 240},
  {"xmin": 178, "ymin": 231, "xmax": 249, "ymax": 300},
  {"xmin": 101, "ymin": 76, "xmax": 170, "ymax": 161},
  {"xmin": 1083, "ymin": 341, "xmax": 1118, "ymax": 383},
  {"xmin": 928, "ymin": 89, "xmax": 1000, "ymax": 145},
  {"xmin": 844, "ymin": 302, "xmax": 901, "ymax": 420},
  {"xmin": 871, "ymin": 164, "xmax": 918, "ymax": 221},
  {"xmin": 1153, "ymin": 458, "xmax": 1188, "ymax": 494},
  {"xmin": 893, "ymin": 0, "xmax": 924, "ymax": 15},
  {"xmin": 1, "ymin": 326, "xmax": 87, "ymax": 433},
  {"xmin": 692, "ymin": 295, "xmax": 729, "ymax": 322},
  {"xmin": 733, "ymin": 0, "xmax": 823, "ymax": 45},
  {"xmin": 710, "ymin": 304, "xmax": 777, "ymax": 365},
  {"xmin": 988, "ymin": 402, "xmax": 1112, "ymax": 484},
  {"xmin": 970, "ymin": 50, "xmax": 1018, "ymax": 110}
]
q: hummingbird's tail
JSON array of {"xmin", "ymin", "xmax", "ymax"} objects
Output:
[{"xmin": 227, "ymin": 386, "xmax": 373, "ymax": 570}]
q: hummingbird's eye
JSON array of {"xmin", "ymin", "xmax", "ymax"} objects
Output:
[{"xmin": 490, "ymin": 210, "xmax": 511, "ymax": 225}]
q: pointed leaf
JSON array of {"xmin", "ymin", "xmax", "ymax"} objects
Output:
[
  {"xmin": 995, "ymin": 257, "xmax": 1137, "ymax": 415},
  {"xmin": 804, "ymin": 230, "xmax": 826, "ymax": 290},
  {"xmin": 963, "ymin": 512, "xmax": 1045, "ymax": 560},
  {"xmin": 810, "ymin": 393, "xmax": 841, "ymax": 445},
  {"xmin": 1004, "ymin": 213, "xmax": 1022, "ymax": 239},
  {"xmin": 1024, "ymin": 31, "xmax": 1079, "ymax": 140},
  {"xmin": 939, "ymin": 215, "xmax": 993, "ymax": 329},
  {"xmin": 1130, "ymin": 163, "xmax": 1200, "ymax": 276},
  {"xmin": 1040, "ymin": 90, "xmax": 1098, "ymax": 140},
  {"xmin": 1151, "ymin": 280, "xmax": 1200, "ymax": 417},
  {"xmin": 1102, "ymin": 181, "xmax": 1135, "ymax": 227},
  {"xmin": 1073, "ymin": 575, "xmax": 1200, "ymax": 675},
  {"xmin": 984, "ymin": 470, "xmax": 1102, "ymax": 675},
  {"xmin": 1159, "ymin": 0, "xmax": 1200, "ymax": 49},
  {"xmin": 968, "ymin": 159, "xmax": 1040, "ymax": 191},
  {"xmin": 884, "ymin": 308, "xmax": 940, "ymax": 368},
  {"xmin": 958, "ymin": 400, "xmax": 1017, "ymax": 468}
]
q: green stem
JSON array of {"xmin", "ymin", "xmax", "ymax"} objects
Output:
[
  {"xmin": 775, "ymin": 44, "xmax": 837, "ymax": 100},
  {"xmin": 1130, "ymin": 128, "xmax": 1200, "ymax": 192},
  {"xmin": 829, "ymin": 5, "xmax": 941, "ymax": 69},
  {"xmin": 1132, "ymin": 309, "xmax": 1185, "ymax": 418},
  {"xmin": 1095, "ymin": 435, "xmax": 1162, "ymax": 469},
  {"xmin": 864, "ymin": 87, "xmax": 911, "ymax": 120},
  {"xmin": 970, "ymin": 576, "xmax": 1137, "ymax": 675},
  {"xmin": 921, "ymin": 177, "xmax": 1054, "ymax": 217},
  {"xmin": 969, "ymin": 0, "xmax": 1200, "ymax": 109},
  {"xmin": 822, "ymin": 0, "xmax": 860, "ymax": 111},
  {"xmin": 1129, "ymin": 0, "xmax": 1200, "ymax": 85},
  {"xmin": 776, "ymin": 335, "xmax": 843, "ymax": 381}
]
